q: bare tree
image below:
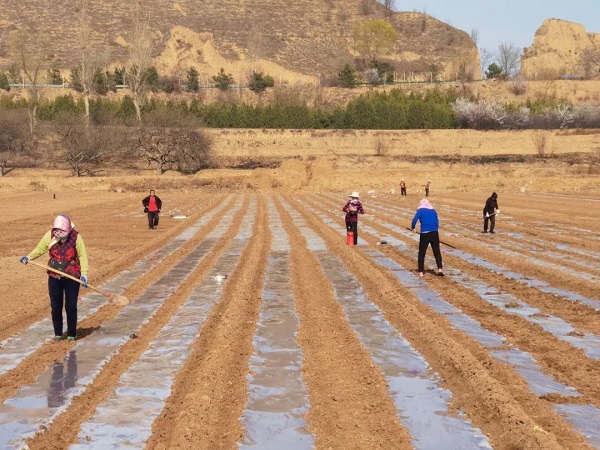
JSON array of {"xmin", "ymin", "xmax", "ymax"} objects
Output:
[
  {"xmin": 55, "ymin": 112, "xmax": 122, "ymax": 176},
  {"xmin": 8, "ymin": 27, "xmax": 53, "ymax": 137},
  {"xmin": 135, "ymin": 109, "xmax": 213, "ymax": 175},
  {"xmin": 126, "ymin": 1, "xmax": 154, "ymax": 123},
  {"xmin": 360, "ymin": 0, "xmax": 374, "ymax": 16},
  {"xmin": 497, "ymin": 42, "xmax": 521, "ymax": 79},
  {"xmin": 74, "ymin": 0, "xmax": 111, "ymax": 127},
  {"xmin": 580, "ymin": 46, "xmax": 600, "ymax": 79},
  {"xmin": 0, "ymin": 110, "xmax": 27, "ymax": 176},
  {"xmin": 479, "ymin": 48, "xmax": 494, "ymax": 76},
  {"xmin": 470, "ymin": 28, "xmax": 479, "ymax": 47},
  {"xmin": 381, "ymin": 0, "xmax": 395, "ymax": 17}
]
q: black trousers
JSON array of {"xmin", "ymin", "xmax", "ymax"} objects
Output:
[
  {"xmin": 147, "ymin": 211, "xmax": 159, "ymax": 229},
  {"xmin": 48, "ymin": 276, "xmax": 80, "ymax": 338},
  {"xmin": 346, "ymin": 221, "xmax": 358, "ymax": 245},
  {"xmin": 484, "ymin": 215, "xmax": 496, "ymax": 232},
  {"xmin": 425, "ymin": 188, "xmax": 430, "ymax": 197},
  {"xmin": 418, "ymin": 231, "xmax": 443, "ymax": 273},
  {"xmin": 401, "ymin": 188, "xmax": 407, "ymax": 196}
]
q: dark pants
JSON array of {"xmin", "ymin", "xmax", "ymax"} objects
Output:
[
  {"xmin": 425, "ymin": 188, "xmax": 430, "ymax": 197},
  {"xmin": 484, "ymin": 215, "xmax": 496, "ymax": 232},
  {"xmin": 147, "ymin": 211, "xmax": 159, "ymax": 229},
  {"xmin": 346, "ymin": 221, "xmax": 358, "ymax": 245},
  {"xmin": 48, "ymin": 276, "xmax": 80, "ymax": 338},
  {"xmin": 401, "ymin": 188, "xmax": 407, "ymax": 196},
  {"xmin": 418, "ymin": 231, "xmax": 443, "ymax": 273}
]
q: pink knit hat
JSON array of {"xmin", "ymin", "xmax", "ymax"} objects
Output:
[
  {"xmin": 52, "ymin": 215, "xmax": 74, "ymax": 238},
  {"xmin": 418, "ymin": 199, "xmax": 434, "ymax": 209}
]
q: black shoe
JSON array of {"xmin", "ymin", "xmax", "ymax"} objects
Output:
[
  {"xmin": 482, "ymin": 230, "xmax": 488, "ymax": 233},
  {"xmin": 489, "ymin": 230, "xmax": 495, "ymax": 234}
]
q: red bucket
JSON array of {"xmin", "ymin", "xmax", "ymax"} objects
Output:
[{"xmin": 347, "ymin": 231, "xmax": 355, "ymax": 246}]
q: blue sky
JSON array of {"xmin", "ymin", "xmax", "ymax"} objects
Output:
[{"xmin": 401, "ymin": 1, "xmax": 599, "ymax": 52}]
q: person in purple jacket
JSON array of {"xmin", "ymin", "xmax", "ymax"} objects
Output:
[
  {"xmin": 342, "ymin": 192, "xmax": 364, "ymax": 245},
  {"xmin": 411, "ymin": 199, "xmax": 444, "ymax": 277}
]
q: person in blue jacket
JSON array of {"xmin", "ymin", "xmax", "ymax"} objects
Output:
[{"xmin": 411, "ymin": 199, "xmax": 444, "ymax": 277}]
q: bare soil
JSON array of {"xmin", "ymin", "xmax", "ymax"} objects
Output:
[{"xmin": 0, "ymin": 128, "xmax": 599, "ymax": 449}]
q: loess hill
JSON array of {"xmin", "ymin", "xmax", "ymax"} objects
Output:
[{"xmin": 0, "ymin": 0, "xmax": 479, "ymax": 83}]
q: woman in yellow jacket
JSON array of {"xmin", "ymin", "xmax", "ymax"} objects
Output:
[{"xmin": 20, "ymin": 215, "xmax": 89, "ymax": 341}]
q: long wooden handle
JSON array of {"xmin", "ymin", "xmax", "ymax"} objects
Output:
[{"xmin": 27, "ymin": 259, "xmax": 111, "ymax": 299}]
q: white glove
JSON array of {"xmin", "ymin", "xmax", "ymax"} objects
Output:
[{"xmin": 496, "ymin": 209, "xmax": 500, "ymax": 214}]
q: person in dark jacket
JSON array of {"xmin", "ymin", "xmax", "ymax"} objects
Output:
[
  {"xmin": 411, "ymin": 199, "xmax": 443, "ymax": 277},
  {"xmin": 483, "ymin": 192, "xmax": 499, "ymax": 234},
  {"xmin": 20, "ymin": 215, "xmax": 89, "ymax": 341},
  {"xmin": 142, "ymin": 190, "xmax": 163, "ymax": 230},
  {"xmin": 342, "ymin": 192, "xmax": 364, "ymax": 245}
]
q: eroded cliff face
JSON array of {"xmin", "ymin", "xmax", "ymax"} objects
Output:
[
  {"xmin": 0, "ymin": 1, "xmax": 479, "ymax": 84},
  {"xmin": 521, "ymin": 19, "xmax": 600, "ymax": 79}
]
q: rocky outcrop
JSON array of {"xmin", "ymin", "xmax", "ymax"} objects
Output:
[
  {"xmin": 0, "ymin": 0, "xmax": 479, "ymax": 84},
  {"xmin": 521, "ymin": 19, "xmax": 600, "ymax": 79}
]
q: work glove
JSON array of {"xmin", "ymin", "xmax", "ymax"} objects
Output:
[
  {"xmin": 81, "ymin": 275, "xmax": 88, "ymax": 288},
  {"xmin": 143, "ymin": 207, "xmax": 148, "ymax": 213},
  {"xmin": 496, "ymin": 209, "xmax": 500, "ymax": 214},
  {"xmin": 20, "ymin": 256, "xmax": 29, "ymax": 265}
]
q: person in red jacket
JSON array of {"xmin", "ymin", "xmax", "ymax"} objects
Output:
[
  {"xmin": 400, "ymin": 179, "xmax": 407, "ymax": 196},
  {"xmin": 342, "ymin": 192, "xmax": 365, "ymax": 245},
  {"xmin": 142, "ymin": 190, "xmax": 163, "ymax": 230}
]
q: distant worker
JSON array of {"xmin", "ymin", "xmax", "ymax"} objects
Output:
[
  {"xmin": 342, "ymin": 192, "xmax": 365, "ymax": 246},
  {"xmin": 423, "ymin": 180, "xmax": 431, "ymax": 197},
  {"xmin": 483, "ymin": 192, "xmax": 499, "ymax": 234},
  {"xmin": 411, "ymin": 199, "xmax": 444, "ymax": 277},
  {"xmin": 400, "ymin": 179, "xmax": 407, "ymax": 196},
  {"xmin": 20, "ymin": 215, "xmax": 89, "ymax": 341},
  {"xmin": 142, "ymin": 189, "xmax": 162, "ymax": 230}
]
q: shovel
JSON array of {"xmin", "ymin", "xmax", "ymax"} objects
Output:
[{"xmin": 27, "ymin": 259, "xmax": 129, "ymax": 306}]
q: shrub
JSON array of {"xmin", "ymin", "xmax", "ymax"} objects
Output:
[
  {"xmin": 248, "ymin": 71, "xmax": 275, "ymax": 94},
  {"xmin": 510, "ymin": 77, "xmax": 527, "ymax": 95},
  {"xmin": 0, "ymin": 73, "xmax": 9, "ymax": 91}
]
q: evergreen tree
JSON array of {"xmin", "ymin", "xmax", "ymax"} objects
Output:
[
  {"xmin": 485, "ymin": 63, "xmax": 504, "ymax": 80},
  {"xmin": 338, "ymin": 64, "xmax": 358, "ymax": 88},
  {"xmin": 92, "ymin": 67, "xmax": 109, "ymax": 95},
  {"xmin": 187, "ymin": 66, "xmax": 200, "ymax": 92},
  {"xmin": 145, "ymin": 67, "xmax": 160, "ymax": 92},
  {"xmin": 0, "ymin": 72, "xmax": 10, "ymax": 91},
  {"xmin": 70, "ymin": 67, "xmax": 83, "ymax": 92},
  {"xmin": 248, "ymin": 71, "xmax": 275, "ymax": 94},
  {"xmin": 212, "ymin": 68, "xmax": 234, "ymax": 91},
  {"xmin": 114, "ymin": 67, "xmax": 126, "ymax": 86},
  {"xmin": 47, "ymin": 68, "xmax": 63, "ymax": 85}
]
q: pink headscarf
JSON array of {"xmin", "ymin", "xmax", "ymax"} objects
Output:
[
  {"xmin": 418, "ymin": 199, "xmax": 434, "ymax": 210},
  {"xmin": 52, "ymin": 215, "xmax": 74, "ymax": 239}
]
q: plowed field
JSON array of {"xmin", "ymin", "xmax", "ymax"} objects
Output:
[{"xmin": 0, "ymin": 189, "xmax": 599, "ymax": 450}]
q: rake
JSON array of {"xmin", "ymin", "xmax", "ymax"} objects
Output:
[{"xmin": 27, "ymin": 259, "xmax": 129, "ymax": 306}]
